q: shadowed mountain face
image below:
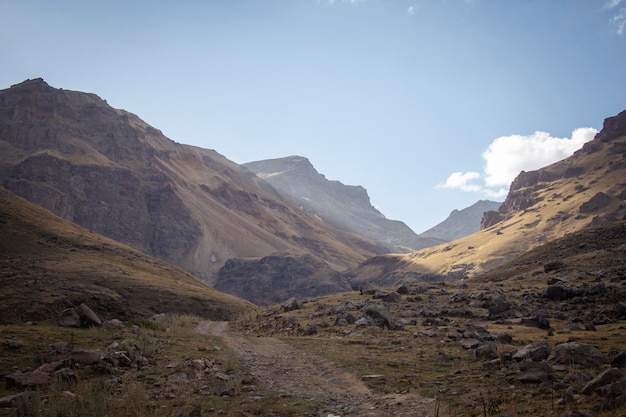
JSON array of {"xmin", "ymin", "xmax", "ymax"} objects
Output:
[
  {"xmin": 0, "ymin": 186, "xmax": 256, "ymax": 323},
  {"xmin": 344, "ymin": 110, "xmax": 626, "ymax": 285},
  {"xmin": 419, "ymin": 200, "xmax": 501, "ymax": 242},
  {"xmin": 244, "ymin": 156, "xmax": 443, "ymax": 253},
  {"xmin": 0, "ymin": 79, "xmax": 383, "ymax": 289}
]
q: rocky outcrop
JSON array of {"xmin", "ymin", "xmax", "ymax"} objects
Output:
[
  {"xmin": 214, "ymin": 253, "xmax": 352, "ymax": 305},
  {"xmin": 483, "ymin": 110, "xmax": 626, "ymax": 229}
]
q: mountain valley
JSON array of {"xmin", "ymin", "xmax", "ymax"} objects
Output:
[{"xmin": 1, "ymin": 79, "xmax": 625, "ymax": 416}]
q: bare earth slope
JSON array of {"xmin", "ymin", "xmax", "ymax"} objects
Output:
[
  {"xmin": 345, "ymin": 110, "xmax": 626, "ymax": 284},
  {"xmin": 0, "ymin": 78, "xmax": 381, "ymax": 286},
  {"xmin": 0, "ymin": 186, "xmax": 256, "ymax": 324}
]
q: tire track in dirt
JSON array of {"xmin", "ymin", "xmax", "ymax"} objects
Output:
[{"xmin": 195, "ymin": 321, "xmax": 436, "ymax": 416}]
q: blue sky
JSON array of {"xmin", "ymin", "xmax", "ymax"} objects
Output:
[{"xmin": 1, "ymin": 0, "xmax": 625, "ymax": 233}]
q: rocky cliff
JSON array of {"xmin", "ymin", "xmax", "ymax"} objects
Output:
[
  {"xmin": 0, "ymin": 79, "xmax": 382, "ymax": 289},
  {"xmin": 482, "ymin": 109, "xmax": 626, "ymax": 230},
  {"xmin": 244, "ymin": 156, "xmax": 442, "ymax": 252}
]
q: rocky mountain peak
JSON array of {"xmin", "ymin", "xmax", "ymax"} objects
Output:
[{"xmin": 244, "ymin": 156, "xmax": 442, "ymax": 252}]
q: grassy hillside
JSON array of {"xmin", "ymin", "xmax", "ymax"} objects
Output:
[{"xmin": 0, "ymin": 187, "xmax": 257, "ymax": 324}]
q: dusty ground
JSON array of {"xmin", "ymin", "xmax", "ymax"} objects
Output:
[{"xmin": 195, "ymin": 321, "xmax": 437, "ymax": 417}]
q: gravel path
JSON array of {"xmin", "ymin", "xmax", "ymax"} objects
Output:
[{"xmin": 195, "ymin": 321, "xmax": 436, "ymax": 416}]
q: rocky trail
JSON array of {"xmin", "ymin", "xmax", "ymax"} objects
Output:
[{"xmin": 195, "ymin": 321, "xmax": 435, "ymax": 416}]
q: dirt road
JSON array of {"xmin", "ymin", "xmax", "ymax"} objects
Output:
[{"xmin": 195, "ymin": 321, "xmax": 436, "ymax": 416}]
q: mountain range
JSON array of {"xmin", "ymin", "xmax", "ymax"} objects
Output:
[
  {"xmin": 0, "ymin": 79, "xmax": 385, "ymax": 286},
  {"xmin": 1, "ymin": 78, "xmax": 624, "ymax": 306}
]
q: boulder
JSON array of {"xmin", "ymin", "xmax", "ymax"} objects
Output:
[
  {"xmin": 5, "ymin": 371, "xmax": 51, "ymax": 387},
  {"xmin": 475, "ymin": 341, "xmax": 499, "ymax": 360},
  {"xmin": 582, "ymin": 368, "xmax": 624, "ymax": 395},
  {"xmin": 611, "ymin": 351, "xmax": 626, "ymax": 368},
  {"xmin": 373, "ymin": 292, "xmax": 402, "ymax": 303},
  {"xmin": 282, "ymin": 297, "xmax": 301, "ymax": 312},
  {"xmin": 360, "ymin": 283, "xmax": 386, "ymax": 295},
  {"xmin": 553, "ymin": 343, "xmax": 608, "ymax": 368},
  {"xmin": 76, "ymin": 303, "xmax": 102, "ymax": 326},
  {"xmin": 59, "ymin": 308, "xmax": 81, "ymax": 327},
  {"xmin": 68, "ymin": 349, "xmax": 103, "ymax": 365},
  {"xmin": 517, "ymin": 361, "xmax": 550, "ymax": 383},
  {"xmin": 544, "ymin": 284, "xmax": 582, "ymax": 300},
  {"xmin": 362, "ymin": 304, "xmax": 394, "ymax": 329},
  {"xmin": 512, "ymin": 343, "xmax": 552, "ymax": 362},
  {"xmin": 0, "ymin": 392, "xmax": 28, "ymax": 407},
  {"xmin": 520, "ymin": 315, "xmax": 551, "ymax": 329},
  {"xmin": 460, "ymin": 338, "xmax": 481, "ymax": 349}
]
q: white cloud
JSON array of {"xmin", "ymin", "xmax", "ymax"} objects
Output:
[
  {"xmin": 407, "ymin": 5, "xmax": 416, "ymax": 15},
  {"xmin": 437, "ymin": 127, "xmax": 598, "ymax": 199},
  {"xmin": 437, "ymin": 171, "xmax": 481, "ymax": 192},
  {"xmin": 611, "ymin": 8, "xmax": 626, "ymax": 35},
  {"xmin": 603, "ymin": 0, "xmax": 626, "ymax": 35}
]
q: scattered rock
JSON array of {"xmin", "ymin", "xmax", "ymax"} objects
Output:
[
  {"xmin": 373, "ymin": 292, "xmax": 401, "ymax": 303},
  {"xmin": 460, "ymin": 338, "xmax": 481, "ymax": 349},
  {"xmin": 5, "ymin": 370, "xmax": 51, "ymax": 387},
  {"xmin": 544, "ymin": 261, "xmax": 566, "ymax": 273},
  {"xmin": 282, "ymin": 297, "xmax": 301, "ymax": 312},
  {"xmin": 59, "ymin": 308, "xmax": 81, "ymax": 327},
  {"xmin": 0, "ymin": 392, "xmax": 28, "ymax": 408},
  {"xmin": 517, "ymin": 361, "xmax": 550, "ymax": 383},
  {"xmin": 611, "ymin": 351, "xmax": 626, "ymax": 368},
  {"xmin": 512, "ymin": 343, "xmax": 551, "ymax": 362},
  {"xmin": 360, "ymin": 283, "xmax": 385, "ymax": 295},
  {"xmin": 544, "ymin": 284, "xmax": 582, "ymax": 300},
  {"xmin": 520, "ymin": 315, "xmax": 551, "ymax": 329},
  {"xmin": 582, "ymin": 368, "xmax": 623, "ymax": 395}
]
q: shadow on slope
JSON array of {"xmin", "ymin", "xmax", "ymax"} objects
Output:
[{"xmin": 0, "ymin": 187, "xmax": 257, "ymax": 324}]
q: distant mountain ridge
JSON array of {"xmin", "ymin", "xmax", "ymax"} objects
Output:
[
  {"xmin": 0, "ymin": 78, "xmax": 386, "ymax": 295},
  {"xmin": 419, "ymin": 200, "xmax": 501, "ymax": 242},
  {"xmin": 244, "ymin": 156, "xmax": 443, "ymax": 252}
]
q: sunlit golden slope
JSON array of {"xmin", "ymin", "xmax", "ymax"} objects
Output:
[{"xmin": 345, "ymin": 110, "xmax": 626, "ymax": 285}]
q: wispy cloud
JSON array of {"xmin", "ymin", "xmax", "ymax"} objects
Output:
[
  {"xmin": 604, "ymin": 0, "xmax": 626, "ymax": 35},
  {"xmin": 407, "ymin": 5, "xmax": 416, "ymax": 16},
  {"xmin": 604, "ymin": 0, "xmax": 625, "ymax": 9},
  {"xmin": 437, "ymin": 127, "xmax": 598, "ymax": 199}
]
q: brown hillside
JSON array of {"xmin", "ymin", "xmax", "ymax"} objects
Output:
[
  {"xmin": 345, "ymin": 110, "xmax": 626, "ymax": 285},
  {"xmin": 0, "ymin": 186, "xmax": 256, "ymax": 324},
  {"xmin": 0, "ymin": 78, "xmax": 381, "ymax": 286}
]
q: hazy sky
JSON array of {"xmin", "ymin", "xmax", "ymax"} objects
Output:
[{"xmin": 2, "ymin": 0, "xmax": 625, "ymax": 233}]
